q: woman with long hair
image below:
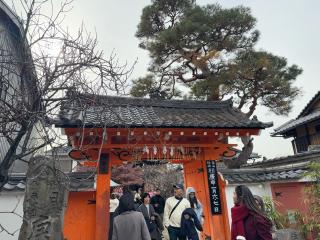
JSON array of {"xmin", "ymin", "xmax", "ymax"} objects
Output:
[
  {"xmin": 231, "ymin": 185, "xmax": 272, "ymax": 240},
  {"xmin": 186, "ymin": 187, "xmax": 203, "ymax": 224}
]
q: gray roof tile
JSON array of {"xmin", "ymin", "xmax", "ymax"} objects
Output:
[
  {"xmin": 55, "ymin": 92, "xmax": 272, "ymax": 129},
  {"xmin": 246, "ymin": 150, "xmax": 320, "ymax": 168},
  {"xmin": 272, "ymin": 111, "xmax": 320, "ymax": 136},
  {"xmin": 272, "ymin": 90, "xmax": 320, "ymax": 136},
  {"xmin": 298, "ymin": 91, "xmax": 320, "ymax": 118},
  {"xmin": 3, "ymin": 172, "xmax": 96, "ymax": 192},
  {"xmin": 218, "ymin": 164, "xmax": 309, "ymax": 184}
]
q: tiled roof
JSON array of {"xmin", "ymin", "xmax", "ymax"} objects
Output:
[
  {"xmin": 219, "ymin": 149, "xmax": 320, "ymax": 184},
  {"xmin": 55, "ymin": 92, "xmax": 272, "ymax": 129},
  {"xmin": 3, "ymin": 172, "xmax": 95, "ymax": 192},
  {"xmin": 0, "ymin": 0, "xmax": 23, "ymax": 32},
  {"xmin": 219, "ymin": 162, "xmax": 310, "ymax": 184},
  {"xmin": 45, "ymin": 146, "xmax": 72, "ymax": 155},
  {"xmin": 298, "ymin": 91, "xmax": 320, "ymax": 118},
  {"xmin": 272, "ymin": 111, "xmax": 320, "ymax": 136},
  {"xmin": 272, "ymin": 90, "xmax": 320, "ymax": 136},
  {"xmin": 246, "ymin": 149, "xmax": 320, "ymax": 168}
]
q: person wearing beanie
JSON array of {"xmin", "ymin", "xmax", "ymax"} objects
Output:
[{"xmin": 112, "ymin": 193, "xmax": 151, "ymax": 240}]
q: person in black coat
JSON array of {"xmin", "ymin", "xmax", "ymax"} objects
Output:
[
  {"xmin": 150, "ymin": 189, "xmax": 165, "ymax": 217},
  {"xmin": 180, "ymin": 208, "xmax": 203, "ymax": 240},
  {"xmin": 138, "ymin": 193, "xmax": 163, "ymax": 240}
]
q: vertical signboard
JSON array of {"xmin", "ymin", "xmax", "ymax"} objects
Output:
[
  {"xmin": 99, "ymin": 153, "xmax": 109, "ymax": 174},
  {"xmin": 206, "ymin": 160, "xmax": 222, "ymax": 214}
]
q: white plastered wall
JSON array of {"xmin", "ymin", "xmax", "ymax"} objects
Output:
[
  {"xmin": 225, "ymin": 182, "xmax": 273, "ymax": 228},
  {"xmin": 0, "ymin": 192, "xmax": 24, "ymax": 240}
]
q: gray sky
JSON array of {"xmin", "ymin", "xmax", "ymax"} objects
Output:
[{"xmin": 11, "ymin": 0, "xmax": 320, "ymax": 159}]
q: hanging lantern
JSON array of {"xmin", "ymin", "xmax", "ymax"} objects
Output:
[
  {"xmin": 163, "ymin": 145, "xmax": 167, "ymax": 155},
  {"xmin": 143, "ymin": 145, "xmax": 149, "ymax": 155},
  {"xmin": 153, "ymin": 145, "xmax": 157, "ymax": 155},
  {"xmin": 170, "ymin": 146, "xmax": 174, "ymax": 157}
]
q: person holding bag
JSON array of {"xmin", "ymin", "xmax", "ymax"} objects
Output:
[
  {"xmin": 138, "ymin": 193, "xmax": 163, "ymax": 240},
  {"xmin": 163, "ymin": 184, "xmax": 190, "ymax": 240}
]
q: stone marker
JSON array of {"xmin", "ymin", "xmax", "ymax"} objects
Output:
[{"xmin": 19, "ymin": 156, "xmax": 69, "ymax": 240}]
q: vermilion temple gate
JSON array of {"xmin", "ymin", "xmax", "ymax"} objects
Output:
[{"xmin": 55, "ymin": 93, "xmax": 270, "ymax": 240}]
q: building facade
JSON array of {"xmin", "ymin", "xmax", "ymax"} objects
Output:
[{"xmin": 220, "ymin": 90, "xmax": 320, "ymax": 230}]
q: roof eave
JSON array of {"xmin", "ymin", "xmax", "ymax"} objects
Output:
[
  {"xmin": 297, "ymin": 91, "xmax": 320, "ymax": 118},
  {"xmin": 54, "ymin": 122, "xmax": 271, "ymax": 130}
]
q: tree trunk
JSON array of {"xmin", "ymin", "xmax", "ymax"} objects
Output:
[
  {"xmin": 0, "ymin": 125, "xmax": 28, "ymax": 189},
  {"xmin": 246, "ymin": 97, "xmax": 258, "ymax": 118},
  {"xmin": 19, "ymin": 156, "xmax": 69, "ymax": 240},
  {"xmin": 207, "ymin": 74, "xmax": 220, "ymax": 101},
  {"xmin": 208, "ymin": 87, "xmax": 220, "ymax": 101}
]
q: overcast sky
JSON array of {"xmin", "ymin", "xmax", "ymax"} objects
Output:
[{"xmin": 10, "ymin": 0, "xmax": 320, "ymax": 159}]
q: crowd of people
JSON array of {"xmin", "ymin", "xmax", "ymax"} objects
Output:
[{"xmin": 109, "ymin": 184, "xmax": 273, "ymax": 240}]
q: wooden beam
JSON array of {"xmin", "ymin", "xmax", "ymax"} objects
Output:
[
  {"xmin": 64, "ymin": 127, "xmax": 261, "ymax": 137},
  {"xmin": 72, "ymin": 143, "xmax": 226, "ymax": 149}
]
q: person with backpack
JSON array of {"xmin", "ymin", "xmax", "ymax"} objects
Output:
[
  {"xmin": 231, "ymin": 185, "xmax": 273, "ymax": 240},
  {"xmin": 137, "ymin": 193, "xmax": 163, "ymax": 240},
  {"xmin": 163, "ymin": 184, "xmax": 190, "ymax": 240}
]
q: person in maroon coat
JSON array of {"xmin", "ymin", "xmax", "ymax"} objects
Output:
[{"xmin": 231, "ymin": 185, "xmax": 273, "ymax": 240}]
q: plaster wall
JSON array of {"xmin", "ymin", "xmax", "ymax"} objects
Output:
[
  {"xmin": 0, "ymin": 192, "xmax": 24, "ymax": 240},
  {"xmin": 224, "ymin": 182, "xmax": 273, "ymax": 228}
]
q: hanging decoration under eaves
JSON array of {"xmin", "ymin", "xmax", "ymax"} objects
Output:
[{"xmin": 111, "ymin": 146, "xmax": 202, "ymax": 162}]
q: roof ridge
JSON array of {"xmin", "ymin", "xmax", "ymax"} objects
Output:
[
  {"xmin": 220, "ymin": 161, "xmax": 310, "ymax": 173},
  {"xmin": 297, "ymin": 90, "xmax": 320, "ymax": 118},
  {"xmin": 246, "ymin": 149, "xmax": 320, "ymax": 167},
  {"xmin": 66, "ymin": 91, "xmax": 234, "ymax": 109},
  {"xmin": 272, "ymin": 111, "xmax": 320, "ymax": 136},
  {"xmin": 55, "ymin": 91, "xmax": 272, "ymax": 129},
  {"xmin": 0, "ymin": 0, "xmax": 24, "ymax": 33}
]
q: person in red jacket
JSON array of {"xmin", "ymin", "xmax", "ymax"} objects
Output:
[{"xmin": 231, "ymin": 185, "xmax": 272, "ymax": 240}]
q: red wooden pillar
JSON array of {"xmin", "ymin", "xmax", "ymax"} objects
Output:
[
  {"xmin": 95, "ymin": 153, "xmax": 111, "ymax": 240},
  {"xmin": 202, "ymin": 148, "xmax": 230, "ymax": 240},
  {"xmin": 183, "ymin": 148, "xmax": 231, "ymax": 240},
  {"xmin": 183, "ymin": 158, "xmax": 210, "ymax": 239}
]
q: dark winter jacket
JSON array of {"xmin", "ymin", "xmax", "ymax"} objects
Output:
[
  {"xmin": 137, "ymin": 204, "xmax": 163, "ymax": 240},
  {"xmin": 180, "ymin": 208, "xmax": 203, "ymax": 240},
  {"xmin": 150, "ymin": 194, "xmax": 165, "ymax": 214}
]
